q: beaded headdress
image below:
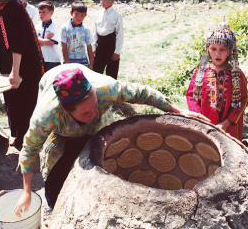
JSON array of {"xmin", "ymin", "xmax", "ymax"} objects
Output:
[{"xmin": 193, "ymin": 23, "xmax": 242, "ymax": 109}]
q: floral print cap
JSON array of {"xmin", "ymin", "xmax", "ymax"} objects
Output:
[{"xmin": 53, "ymin": 68, "xmax": 92, "ymax": 105}]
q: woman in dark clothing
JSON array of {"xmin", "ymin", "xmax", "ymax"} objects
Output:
[{"xmin": 0, "ymin": 0, "xmax": 44, "ymax": 150}]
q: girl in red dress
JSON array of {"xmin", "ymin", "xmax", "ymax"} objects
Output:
[{"xmin": 186, "ymin": 23, "xmax": 248, "ymax": 141}]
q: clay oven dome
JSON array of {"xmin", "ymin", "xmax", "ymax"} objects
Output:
[{"xmin": 50, "ymin": 114, "xmax": 248, "ymax": 229}]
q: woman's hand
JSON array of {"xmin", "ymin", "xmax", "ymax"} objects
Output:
[
  {"xmin": 9, "ymin": 71, "xmax": 22, "ymax": 89},
  {"xmin": 165, "ymin": 105, "xmax": 210, "ymax": 122},
  {"xmin": 14, "ymin": 191, "xmax": 31, "ymax": 217},
  {"xmin": 180, "ymin": 110, "xmax": 210, "ymax": 122}
]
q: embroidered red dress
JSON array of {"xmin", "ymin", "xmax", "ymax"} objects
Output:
[{"xmin": 186, "ymin": 63, "xmax": 248, "ymax": 140}]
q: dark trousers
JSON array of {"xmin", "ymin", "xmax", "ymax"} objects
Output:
[
  {"xmin": 93, "ymin": 32, "xmax": 119, "ymax": 79},
  {"xmin": 45, "ymin": 62, "xmax": 60, "ymax": 72},
  {"xmin": 45, "ymin": 135, "xmax": 91, "ymax": 209},
  {"xmin": 3, "ymin": 80, "xmax": 39, "ymax": 149}
]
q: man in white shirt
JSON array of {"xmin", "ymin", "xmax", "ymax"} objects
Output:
[
  {"xmin": 20, "ymin": 0, "xmax": 39, "ymax": 26},
  {"xmin": 93, "ymin": 0, "xmax": 123, "ymax": 79}
]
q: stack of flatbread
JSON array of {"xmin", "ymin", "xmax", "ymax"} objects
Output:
[{"xmin": 0, "ymin": 75, "xmax": 11, "ymax": 93}]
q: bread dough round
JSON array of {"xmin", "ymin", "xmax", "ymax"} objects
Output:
[
  {"xmin": 105, "ymin": 138, "xmax": 130, "ymax": 158},
  {"xmin": 129, "ymin": 170, "xmax": 157, "ymax": 187},
  {"xmin": 179, "ymin": 153, "xmax": 206, "ymax": 177},
  {"xmin": 165, "ymin": 135, "xmax": 193, "ymax": 151},
  {"xmin": 149, "ymin": 150, "xmax": 176, "ymax": 172},
  {"xmin": 103, "ymin": 159, "xmax": 117, "ymax": 174},
  {"xmin": 158, "ymin": 174, "xmax": 182, "ymax": 190},
  {"xmin": 117, "ymin": 148, "xmax": 143, "ymax": 168},
  {"xmin": 184, "ymin": 179, "xmax": 198, "ymax": 189},
  {"xmin": 196, "ymin": 142, "xmax": 220, "ymax": 162},
  {"xmin": 136, "ymin": 132, "xmax": 163, "ymax": 151}
]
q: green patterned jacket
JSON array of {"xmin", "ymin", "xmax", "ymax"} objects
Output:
[{"xmin": 18, "ymin": 63, "xmax": 171, "ymax": 178}]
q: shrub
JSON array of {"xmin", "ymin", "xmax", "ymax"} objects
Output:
[
  {"xmin": 227, "ymin": 7, "xmax": 248, "ymax": 60},
  {"xmin": 146, "ymin": 6, "xmax": 248, "ymax": 103},
  {"xmin": 143, "ymin": 29, "xmax": 205, "ymax": 101}
]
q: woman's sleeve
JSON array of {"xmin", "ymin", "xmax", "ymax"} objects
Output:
[
  {"xmin": 228, "ymin": 71, "xmax": 248, "ymax": 124},
  {"xmin": 186, "ymin": 68, "xmax": 201, "ymax": 113},
  {"xmin": 98, "ymin": 80, "xmax": 172, "ymax": 112},
  {"xmin": 18, "ymin": 110, "xmax": 57, "ymax": 173},
  {"xmin": 7, "ymin": 3, "xmax": 31, "ymax": 54}
]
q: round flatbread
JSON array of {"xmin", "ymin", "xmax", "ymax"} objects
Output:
[
  {"xmin": 158, "ymin": 174, "xmax": 182, "ymax": 190},
  {"xmin": 105, "ymin": 138, "xmax": 130, "ymax": 158},
  {"xmin": 102, "ymin": 159, "xmax": 117, "ymax": 174},
  {"xmin": 129, "ymin": 170, "xmax": 157, "ymax": 187},
  {"xmin": 148, "ymin": 150, "xmax": 176, "ymax": 172},
  {"xmin": 117, "ymin": 148, "xmax": 143, "ymax": 168},
  {"xmin": 184, "ymin": 179, "xmax": 198, "ymax": 190},
  {"xmin": 165, "ymin": 135, "xmax": 193, "ymax": 151},
  {"xmin": 208, "ymin": 164, "xmax": 220, "ymax": 176},
  {"xmin": 136, "ymin": 132, "xmax": 163, "ymax": 151},
  {"xmin": 179, "ymin": 153, "xmax": 206, "ymax": 177},
  {"xmin": 196, "ymin": 142, "xmax": 220, "ymax": 162}
]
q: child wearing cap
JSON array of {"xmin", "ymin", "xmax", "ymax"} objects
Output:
[
  {"xmin": 36, "ymin": 1, "xmax": 61, "ymax": 72},
  {"xmin": 61, "ymin": 1, "xmax": 94, "ymax": 69},
  {"xmin": 186, "ymin": 23, "xmax": 248, "ymax": 140}
]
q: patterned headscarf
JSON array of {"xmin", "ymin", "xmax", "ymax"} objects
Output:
[
  {"xmin": 193, "ymin": 23, "xmax": 242, "ymax": 109},
  {"xmin": 53, "ymin": 68, "xmax": 92, "ymax": 106},
  {"xmin": 206, "ymin": 22, "xmax": 236, "ymax": 51}
]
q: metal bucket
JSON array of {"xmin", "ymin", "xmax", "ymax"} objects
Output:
[{"xmin": 0, "ymin": 190, "xmax": 42, "ymax": 229}]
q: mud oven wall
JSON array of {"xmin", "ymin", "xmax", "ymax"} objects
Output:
[{"xmin": 50, "ymin": 114, "xmax": 248, "ymax": 229}]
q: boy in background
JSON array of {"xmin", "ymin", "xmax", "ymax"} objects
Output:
[
  {"xmin": 93, "ymin": 0, "xmax": 123, "ymax": 79},
  {"xmin": 36, "ymin": 1, "xmax": 61, "ymax": 71},
  {"xmin": 61, "ymin": 1, "xmax": 93, "ymax": 69}
]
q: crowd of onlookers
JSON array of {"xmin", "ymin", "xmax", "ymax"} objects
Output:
[
  {"xmin": 28, "ymin": 0, "xmax": 123, "ymax": 79},
  {"xmin": 0, "ymin": 0, "xmax": 123, "ymax": 150}
]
